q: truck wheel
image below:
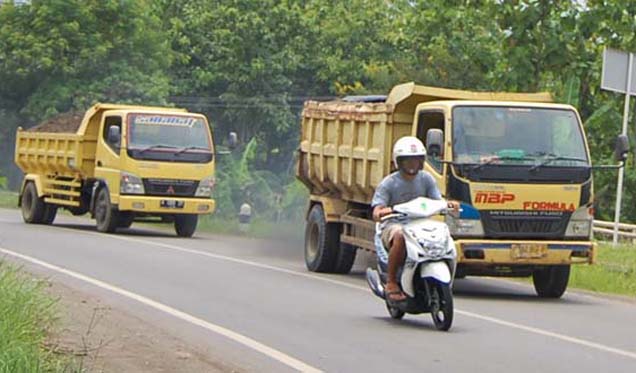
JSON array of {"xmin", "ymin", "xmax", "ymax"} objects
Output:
[
  {"xmin": 304, "ymin": 204, "xmax": 339, "ymax": 273},
  {"xmin": 333, "ymin": 243, "xmax": 357, "ymax": 274},
  {"xmin": 21, "ymin": 182, "xmax": 45, "ymax": 224},
  {"xmin": 117, "ymin": 212, "xmax": 135, "ymax": 228},
  {"xmin": 532, "ymin": 265, "xmax": 570, "ymax": 298},
  {"xmin": 95, "ymin": 188, "xmax": 119, "ymax": 233},
  {"xmin": 174, "ymin": 214, "xmax": 198, "ymax": 237},
  {"xmin": 41, "ymin": 204, "xmax": 57, "ymax": 225}
]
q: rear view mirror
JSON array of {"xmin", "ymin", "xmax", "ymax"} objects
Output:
[
  {"xmin": 426, "ymin": 129, "xmax": 444, "ymax": 158},
  {"xmin": 107, "ymin": 126, "xmax": 121, "ymax": 147},
  {"xmin": 614, "ymin": 134, "xmax": 629, "ymax": 163},
  {"xmin": 228, "ymin": 132, "xmax": 238, "ymax": 150}
]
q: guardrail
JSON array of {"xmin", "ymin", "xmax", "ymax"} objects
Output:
[{"xmin": 593, "ymin": 220, "xmax": 636, "ymax": 241}]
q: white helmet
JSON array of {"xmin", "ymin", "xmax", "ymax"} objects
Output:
[{"xmin": 393, "ymin": 136, "xmax": 427, "ymax": 175}]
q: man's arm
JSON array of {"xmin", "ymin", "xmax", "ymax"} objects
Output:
[{"xmin": 371, "ymin": 178, "xmax": 392, "ymax": 222}]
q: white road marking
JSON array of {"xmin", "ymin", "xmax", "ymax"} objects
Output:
[
  {"xmin": 0, "ymin": 246, "xmax": 322, "ymax": 373},
  {"xmin": 78, "ymin": 230, "xmax": 636, "ymax": 362}
]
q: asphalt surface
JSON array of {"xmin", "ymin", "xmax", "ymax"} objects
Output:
[{"xmin": 1, "ymin": 208, "xmax": 635, "ymax": 372}]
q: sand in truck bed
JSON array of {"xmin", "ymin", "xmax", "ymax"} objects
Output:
[{"xmin": 27, "ymin": 112, "xmax": 84, "ymax": 133}]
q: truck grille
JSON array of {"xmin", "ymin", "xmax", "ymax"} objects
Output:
[
  {"xmin": 481, "ymin": 212, "xmax": 569, "ymax": 239},
  {"xmin": 142, "ymin": 178, "xmax": 198, "ymax": 197}
]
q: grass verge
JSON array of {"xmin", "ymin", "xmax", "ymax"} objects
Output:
[
  {"xmin": 569, "ymin": 243, "xmax": 636, "ymax": 297},
  {"xmin": 197, "ymin": 215, "xmax": 304, "ymax": 241},
  {"xmin": 0, "ymin": 262, "xmax": 73, "ymax": 372},
  {"xmin": 0, "ymin": 189, "xmax": 18, "ymax": 209}
]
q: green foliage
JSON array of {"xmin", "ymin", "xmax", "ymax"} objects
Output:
[
  {"xmin": 0, "ymin": 0, "xmax": 172, "ymax": 119},
  {"xmin": 2, "ymin": 0, "xmax": 636, "ymax": 223},
  {"xmin": 213, "ymin": 137, "xmax": 305, "ymax": 222}
]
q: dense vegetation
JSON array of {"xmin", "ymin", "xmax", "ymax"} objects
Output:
[{"xmin": 1, "ymin": 0, "xmax": 635, "ymax": 222}]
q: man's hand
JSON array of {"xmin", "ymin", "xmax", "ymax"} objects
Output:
[
  {"xmin": 447, "ymin": 200, "xmax": 461, "ymax": 214},
  {"xmin": 372, "ymin": 206, "xmax": 393, "ymax": 222}
]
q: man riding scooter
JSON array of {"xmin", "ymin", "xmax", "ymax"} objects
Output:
[{"xmin": 371, "ymin": 136, "xmax": 460, "ymax": 304}]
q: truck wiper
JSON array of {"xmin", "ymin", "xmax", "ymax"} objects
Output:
[
  {"xmin": 175, "ymin": 146, "xmax": 211, "ymax": 155},
  {"xmin": 471, "ymin": 156, "xmax": 535, "ymax": 171},
  {"xmin": 137, "ymin": 144, "xmax": 178, "ymax": 154},
  {"xmin": 528, "ymin": 155, "xmax": 589, "ymax": 172}
]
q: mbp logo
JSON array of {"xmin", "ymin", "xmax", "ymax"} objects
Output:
[{"xmin": 475, "ymin": 192, "xmax": 515, "ymax": 204}]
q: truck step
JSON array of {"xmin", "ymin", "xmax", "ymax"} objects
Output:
[{"xmin": 44, "ymin": 197, "xmax": 80, "ymax": 207}]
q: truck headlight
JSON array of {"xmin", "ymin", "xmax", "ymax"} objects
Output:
[
  {"xmin": 566, "ymin": 206, "xmax": 593, "ymax": 238},
  {"xmin": 446, "ymin": 216, "xmax": 484, "ymax": 237},
  {"xmin": 120, "ymin": 172, "xmax": 145, "ymax": 195},
  {"xmin": 195, "ymin": 176, "xmax": 215, "ymax": 197}
]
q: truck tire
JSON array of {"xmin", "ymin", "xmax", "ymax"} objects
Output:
[
  {"xmin": 333, "ymin": 243, "xmax": 357, "ymax": 274},
  {"xmin": 95, "ymin": 188, "xmax": 120, "ymax": 233},
  {"xmin": 21, "ymin": 182, "xmax": 45, "ymax": 224},
  {"xmin": 41, "ymin": 204, "xmax": 57, "ymax": 225},
  {"xmin": 174, "ymin": 214, "xmax": 198, "ymax": 237},
  {"xmin": 304, "ymin": 204, "xmax": 339, "ymax": 273},
  {"xmin": 117, "ymin": 212, "xmax": 135, "ymax": 228},
  {"xmin": 532, "ymin": 265, "xmax": 570, "ymax": 298}
]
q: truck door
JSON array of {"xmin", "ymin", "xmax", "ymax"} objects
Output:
[
  {"xmin": 413, "ymin": 107, "xmax": 448, "ymax": 195},
  {"xmin": 95, "ymin": 114, "xmax": 124, "ymax": 201}
]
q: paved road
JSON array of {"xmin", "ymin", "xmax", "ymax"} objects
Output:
[{"xmin": 1, "ymin": 208, "xmax": 635, "ymax": 372}]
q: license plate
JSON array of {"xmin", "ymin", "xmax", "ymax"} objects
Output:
[
  {"xmin": 160, "ymin": 200, "xmax": 185, "ymax": 209},
  {"xmin": 511, "ymin": 243, "xmax": 548, "ymax": 259}
]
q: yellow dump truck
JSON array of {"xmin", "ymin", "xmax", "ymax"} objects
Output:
[
  {"xmin": 297, "ymin": 82, "xmax": 627, "ymax": 298},
  {"xmin": 15, "ymin": 103, "xmax": 219, "ymax": 237}
]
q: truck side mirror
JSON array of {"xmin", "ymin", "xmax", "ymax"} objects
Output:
[
  {"xmin": 228, "ymin": 132, "xmax": 238, "ymax": 150},
  {"xmin": 614, "ymin": 134, "xmax": 629, "ymax": 163},
  {"xmin": 108, "ymin": 126, "xmax": 121, "ymax": 147},
  {"xmin": 426, "ymin": 129, "xmax": 444, "ymax": 158}
]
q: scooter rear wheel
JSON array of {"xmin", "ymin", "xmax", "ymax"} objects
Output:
[
  {"xmin": 430, "ymin": 282, "xmax": 453, "ymax": 331},
  {"xmin": 386, "ymin": 302, "xmax": 405, "ymax": 320}
]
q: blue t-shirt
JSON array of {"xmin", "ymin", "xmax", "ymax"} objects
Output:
[{"xmin": 371, "ymin": 171, "xmax": 442, "ymax": 208}]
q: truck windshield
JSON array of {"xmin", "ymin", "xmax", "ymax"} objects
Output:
[
  {"xmin": 127, "ymin": 114, "xmax": 213, "ymax": 163},
  {"xmin": 452, "ymin": 106, "xmax": 589, "ymax": 167}
]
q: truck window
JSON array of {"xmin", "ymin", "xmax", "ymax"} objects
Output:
[
  {"xmin": 452, "ymin": 106, "xmax": 588, "ymax": 166},
  {"xmin": 103, "ymin": 116, "xmax": 122, "ymax": 155},
  {"xmin": 416, "ymin": 111, "xmax": 445, "ymax": 173}
]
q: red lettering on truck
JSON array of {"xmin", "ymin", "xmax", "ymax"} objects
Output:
[
  {"xmin": 475, "ymin": 192, "xmax": 515, "ymax": 204},
  {"xmin": 523, "ymin": 201, "xmax": 576, "ymax": 211}
]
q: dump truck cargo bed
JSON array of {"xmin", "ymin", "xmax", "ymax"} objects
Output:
[{"xmin": 296, "ymin": 82, "xmax": 553, "ymax": 205}]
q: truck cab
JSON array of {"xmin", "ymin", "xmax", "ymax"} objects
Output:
[
  {"xmin": 16, "ymin": 104, "xmax": 217, "ymax": 237},
  {"xmin": 415, "ymin": 101, "xmax": 594, "ymax": 285}
]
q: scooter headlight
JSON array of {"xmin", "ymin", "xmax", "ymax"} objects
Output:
[{"xmin": 417, "ymin": 239, "xmax": 448, "ymax": 257}]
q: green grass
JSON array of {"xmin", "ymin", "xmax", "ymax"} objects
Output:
[
  {"xmin": 569, "ymin": 243, "xmax": 636, "ymax": 297},
  {"xmin": 0, "ymin": 189, "xmax": 18, "ymax": 209},
  {"xmin": 0, "ymin": 262, "xmax": 73, "ymax": 372},
  {"xmin": 197, "ymin": 215, "xmax": 304, "ymax": 241}
]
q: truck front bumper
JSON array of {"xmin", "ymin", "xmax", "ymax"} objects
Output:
[
  {"xmin": 118, "ymin": 196, "xmax": 215, "ymax": 215},
  {"xmin": 456, "ymin": 239, "xmax": 595, "ymax": 266}
]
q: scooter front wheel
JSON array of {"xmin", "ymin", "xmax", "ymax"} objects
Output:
[
  {"xmin": 430, "ymin": 282, "xmax": 453, "ymax": 331},
  {"xmin": 386, "ymin": 302, "xmax": 405, "ymax": 320}
]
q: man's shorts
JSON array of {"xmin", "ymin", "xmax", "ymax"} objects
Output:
[{"xmin": 380, "ymin": 223, "xmax": 403, "ymax": 250}]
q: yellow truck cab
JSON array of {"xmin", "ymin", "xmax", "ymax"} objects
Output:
[
  {"xmin": 296, "ymin": 83, "xmax": 625, "ymax": 298},
  {"xmin": 15, "ymin": 103, "xmax": 217, "ymax": 237}
]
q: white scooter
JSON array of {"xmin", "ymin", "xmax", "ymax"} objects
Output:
[{"xmin": 366, "ymin": 197, "xmax": 457, "ymax": 331}]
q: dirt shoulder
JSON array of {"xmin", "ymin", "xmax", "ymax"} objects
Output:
[{"xmin": 43, "ymin": 279, "xmax": 241, "ymax": 373}]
